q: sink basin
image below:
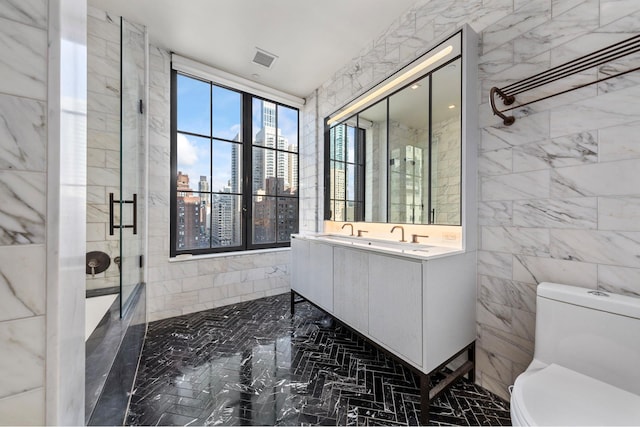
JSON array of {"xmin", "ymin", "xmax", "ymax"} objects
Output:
[{"xmin": 314, "ymin": 234, "xmax": 432, "ymax": 251}]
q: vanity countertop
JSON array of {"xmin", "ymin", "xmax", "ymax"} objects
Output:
[{"xmin": 292, "ymin": 233, "xmax": 463, "ymax": 261}]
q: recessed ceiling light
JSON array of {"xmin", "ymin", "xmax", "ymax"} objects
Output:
[
  {"xmin": 411, "ymin": 84, "xmax": 420, "ymax": 89},
  {"xmin": 448, "ymin": 104, "xmax": 456, "ymax": 109}
]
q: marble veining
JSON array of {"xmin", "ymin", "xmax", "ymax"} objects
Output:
[
  {"xmin": 512, "ymin": 131, "xmax": 597, "ymax": 172},
  {"xmin": 126, "ymin": 294, "xmax": 510, "ymax": 426},
  {"xmin": 0, "ymin": 0, "xmax": 47, "ymax": 29},
  {"xmin": 0, "ymin": 244, "xmax": 45, "ymax": 322},
  {"xmin": 0, "ymin": 93, "xmax": 46, "ymax": 172},
  {"xmin": 0, "ymin": 315, "xmax": 45, "ymax": 399},
  {"xmin": 512, "ymin": 197, "xmax": 597, "ymax": 229},
  {"xmin": 0, "ymin": 16, "xmax": 47, "ymax": 101},
  {"xmin": 0, "ymin": 170, "xmax": 45, "ymax": 245}
]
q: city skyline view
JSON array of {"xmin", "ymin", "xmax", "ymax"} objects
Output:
[{"xmin": 174, "ymin": 74, "xmax": 299, "ymax": 251}]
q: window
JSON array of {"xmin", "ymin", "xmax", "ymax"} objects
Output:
[
  {"xmin": 171, "ymin": 71, "xmax": 299, "ymax": 256},
  {"xmin": 328, "ymin": 121, "xmax": 365, "ymax": 222}
]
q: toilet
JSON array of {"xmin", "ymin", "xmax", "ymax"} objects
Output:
[{"xmin": 510, "ymin": 282, "xmax": 640, "ymax": 426}]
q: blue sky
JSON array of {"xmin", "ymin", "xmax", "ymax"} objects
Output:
[{"xmin": 177, "ymin": 74, "xmax": 298, "ymax": 193}]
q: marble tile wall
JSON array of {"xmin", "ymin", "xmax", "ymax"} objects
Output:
[
  {"xmin": 0, "ymin": 1, "xmax": 48, "ymax": 424},
  {"xmin": 144, "ymin": 41, "xmax": 291, "ymax": 322},
  {"xmin": 303, "ymin": 0, "xmax": 640, "ymax": 401},
  {"xmin": 86, "ymin": 6, "xmax": 121, "ymax": 292},
  {"xmin": 1, "ymin": 0, "xmax": 86, "ymax": 424}
]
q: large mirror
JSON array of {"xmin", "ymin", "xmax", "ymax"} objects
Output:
[{"xmin": 325, "ymin": 33, "xmax": 462, "ymax": 225}]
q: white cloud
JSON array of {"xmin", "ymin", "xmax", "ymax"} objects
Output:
[{"xmin": 177, "ymin": 133, "xmax": 198, "ymax": 166}]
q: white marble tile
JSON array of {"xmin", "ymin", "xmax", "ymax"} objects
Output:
[
  {"xmin": 512, "ymin": 254, "xmax": 597, "ymax": 287},
  {"xmin": 482, "ymin": 226, "xmax": 550, "ymax": 256},
  {"xmin": 598, "ymin": 196, "xmax": 640, "ymax": 231},
  {"xmin": 513, "ymin": 0, "xmax": 599, "ymax": 62},
  {"xmin": 0, "ymin": 94, "xmax": 46, "ymax": 172},
  {"xmin": 550, "ymin": 229, "xmax": 640, "ymax": 268},
  {"xmin": 481, "ymin": 170, "xmax": 550, "ymax": 201},
  {"xmin": 477, "ymin": 323, "xmax": 534, "ymax": 369},
  {"xmin": 478, "ymin": 250, "xmax": 513, "ymax": 280},
  {"xmin": 0, "ymin": 244, "xmax": 45, "ymax": 322},
  {"xmin": 600, "ymin": 0, "xmax": 640, "ymax": 26},
  {"xmin": 512, "ymin": 131, "xmax": 597, "ymax": 172},
  {"xmin": 0, "ymin": 387, "xmax": 44, "ymax": 425},
  {"xmin": 0, "ymin": 0, "xmax": 46, "ymax": 29},
  {"xmin": 480, "ymin": 111, "xmax": 550, "ymax": 150},
  {"xmin": 551, "ymin": 159, "xmax": 640, "ymax": 198},
  {"xmin": 0, "ymin": 171, "xmax": 45, "ymax": 245},
  {"xmin": 482, "ymin": 0, "xmax": 551, "ymax": 55},
  {"xmin": 479, "ymin": 275, "xmax": 537, "ymax": 313},
  {"xmin": 512, "ymin": 197, "xmax": 597, "ymax": 228},
  {"xmin": 0, "ymin": 316, "xmax": 44, "ymax": 399},
  {"xmin": 598, "ymin": 264, "xmax": 640, "ymax": 297},
  {"xmin": 478, "ymin": 201, "xmax": 513, "ymax": 226},
  {"xmin": 477, "ymin": 299, "xmax": 511, "ymax": 335},
  {"xmin": 478, "ymin": 148, "xmax": 512, "ymax": 175},
  {"xmin": 550, "ymin": 84, "xmax": 640, "ymax": 138},
  {"xmin": 598, "ymin": 121, "xmax": 640, "ymax": 162},
  {"xmin": 0, "ymin": 17, "xmax": 47, "ymax": 100}
]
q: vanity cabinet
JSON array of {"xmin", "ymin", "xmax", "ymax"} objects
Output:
[
  {"xmin": 333, "ymin": 247, "xmax": 369, "ymax": 334},
  {"xmin": 368, "ymin": 254, "xmax": 423, "ymax": 366},
  {"xmin": 291, "ymin": 237, "xmax": 334, "ymax": 312}
]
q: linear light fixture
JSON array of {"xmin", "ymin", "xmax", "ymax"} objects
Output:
[{"xmin": 327, "ymin": 44, "xmax": 454, "ymax": 125}]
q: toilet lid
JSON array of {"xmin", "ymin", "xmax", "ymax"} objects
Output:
[{"xmin": 512, "ymin": 363, "xmax": 640, "ymax": 426}]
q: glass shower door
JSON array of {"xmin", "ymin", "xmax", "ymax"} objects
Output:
[{"xmin": 120, "ymin": 18, "xmax": 146, "ymax": 314}]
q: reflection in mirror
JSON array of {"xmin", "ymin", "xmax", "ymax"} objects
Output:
[
  {"xmin": 431, "ymin": 58, "xmax": 461, "ymax": 225},
  {"xmin": 360, "ymin": 100, "xmax": 387, "ymax": 223},
  {"xmin": 388, "ymin": 75, "xmax": 429, "ymax": 224},
  {"xmin": 329, "ymin": 120, "xmax": 364, "ymax": 221},
  {"xmin": 325, "ymin": 31, "xmax": 463, "ymax": 226}
]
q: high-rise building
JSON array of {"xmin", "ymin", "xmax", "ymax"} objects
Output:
[{"xmin": 176, "ymin": 171, "xmax": 209, "ymax": 249}]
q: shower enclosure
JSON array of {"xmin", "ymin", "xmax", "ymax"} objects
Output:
[
  {"xmin": 85, "ymin": 15, "xmax": 148, "ymax": 425},
  {"xmin": 117, "ymin": 17, "xmax": 146, "ymax": 314}
]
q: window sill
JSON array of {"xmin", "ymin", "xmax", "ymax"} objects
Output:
[{"xmin": 169, "ymin": 246, "xmax": 291, "ymax": 263}]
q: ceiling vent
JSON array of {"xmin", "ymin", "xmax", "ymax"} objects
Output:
[{"xmin": 253, "ymin": 48, "xmax": 277, "ymax": 69}]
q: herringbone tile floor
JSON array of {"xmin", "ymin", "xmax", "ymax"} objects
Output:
[{"xmin": 126, "ymin": 293, "xmax": 510, "ymax": 426}]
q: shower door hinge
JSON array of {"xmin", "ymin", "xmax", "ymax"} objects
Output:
[
  {"xmin": 138, "ymin": 99, "xmax": 144, "ymax": 114},
  {"xmin": 139, "ymin": 254, "xmax": 144, "ymax": 269}
]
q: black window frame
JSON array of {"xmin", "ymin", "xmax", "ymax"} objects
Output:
[{"xmin": 170, "ymin": 70, "xmax": 299, "ymax": 257}]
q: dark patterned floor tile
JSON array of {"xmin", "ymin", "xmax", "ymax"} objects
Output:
[{"xmin": 126, "ymin": 293, "xmax": 510, "ymax": 426}]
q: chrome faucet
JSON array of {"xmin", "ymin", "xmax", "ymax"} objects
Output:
[
  {"xmin": 341, "ymin": 223, "xmax": 354, "ymax": 236},
  {"xmin": 411, "ymin": 234, "xmax": 429, "ymax": 243},
  {"xmin": 390, "ymin": 225, "xmax": 406, "ymax": 242},
  {"xmin": 357, "ymin": 229, "xmax": 368, "ymax": 237}
]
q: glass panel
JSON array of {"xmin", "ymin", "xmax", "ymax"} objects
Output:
[
  {"xmin": 212, "ymin": 140, "xmax": 241, "ymax": 193},
  {"xmin": 346, "ymin": 122, "xmax": 356, "ymax": 163},
  {"xmin": 252, "ymin": 98, "xmax": 277, "ymax": 147},
  {"xmin": 334, "ymin": 200, "xmax": 345, "ymax": 222},
  {"xmin": 277, "ymin": 151, "xmax": 298, "ymax": 196},
  {"xmin": 175, "ymin": 191, "xmax": 210, "ymax": 250},
  {"xmin": 431, "ymin": 58, "xmax": 461, "ymax": 225},
  {"xmin": 176, "ymin": 133, "xmax": 210, "ymax": 191},
  {"xmin": 277, "ymin": 198, "xmax": 298, "ymax": 242},
  {"xmin": 120, "ymin": 19, "xmax": 146, "ymax": 313},
  {"xmin": 252, "ymin": 195, "xmax": 276, "ymax": 244},
  {"xmin": 177, "ymin": 74, "xmax": 210, "ymax": 136},
  {"xmin": 212, "ymin": 85, "xmax": 241, "ymax": 141},
  {"xmin": 333, "ymin": 123, "xmax": 346, "ymax": 162},
  {"xmin": 333, "ymin": 162, "xmax": 345, "ymax": 200},
  {"xmin": 211, "ymin": 194, "xmax": 241, "ymax": 247},
  {"xmin": 346, "ymin": 164, "xmax": 356, "ymax": 200},
  {"xmin": 329, "ymin": 125, "xmax": 336, "ymax": 159},
  {"xmin": 277, "ymin": 104, "xmax": 298, "ymax": 152},
  {"xmin": 388, "ymin": 75, "xmax": 430, "ymax": 224},
  {"xmin": 359, "ymin": 100, "xmax": 387, "ymax": 223},
  {"xmin": 253, "ymin": 146, "xmax": 277, "ymax": 195},
  {"xmin": 346, "ymin": 201, "xmax": 357, "ymax": 222},
  {"xmin": 329, "ymin": 161, "xmax": 336, "ymax": 199}
]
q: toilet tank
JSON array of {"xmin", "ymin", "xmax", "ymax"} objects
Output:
[{"xmin": 534, "ymin": 282, "xmax": 640, "ymax": 395}]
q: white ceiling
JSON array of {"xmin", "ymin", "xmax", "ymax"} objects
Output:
[{"xmin": 89, "ymin": 0, "xmax": 419, "ymax": 99}]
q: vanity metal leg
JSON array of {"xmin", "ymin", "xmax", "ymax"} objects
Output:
[
  {"xmin": 467, "ymin": 342, "xmax": 476, "ymax": 382},
  {"xmin": 420, "ymin": 373, "xmax": 430, "ymax": 425},
  {"xmin": 290, "ymin": 290, "xmax": 296, "ymax": 316}
]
